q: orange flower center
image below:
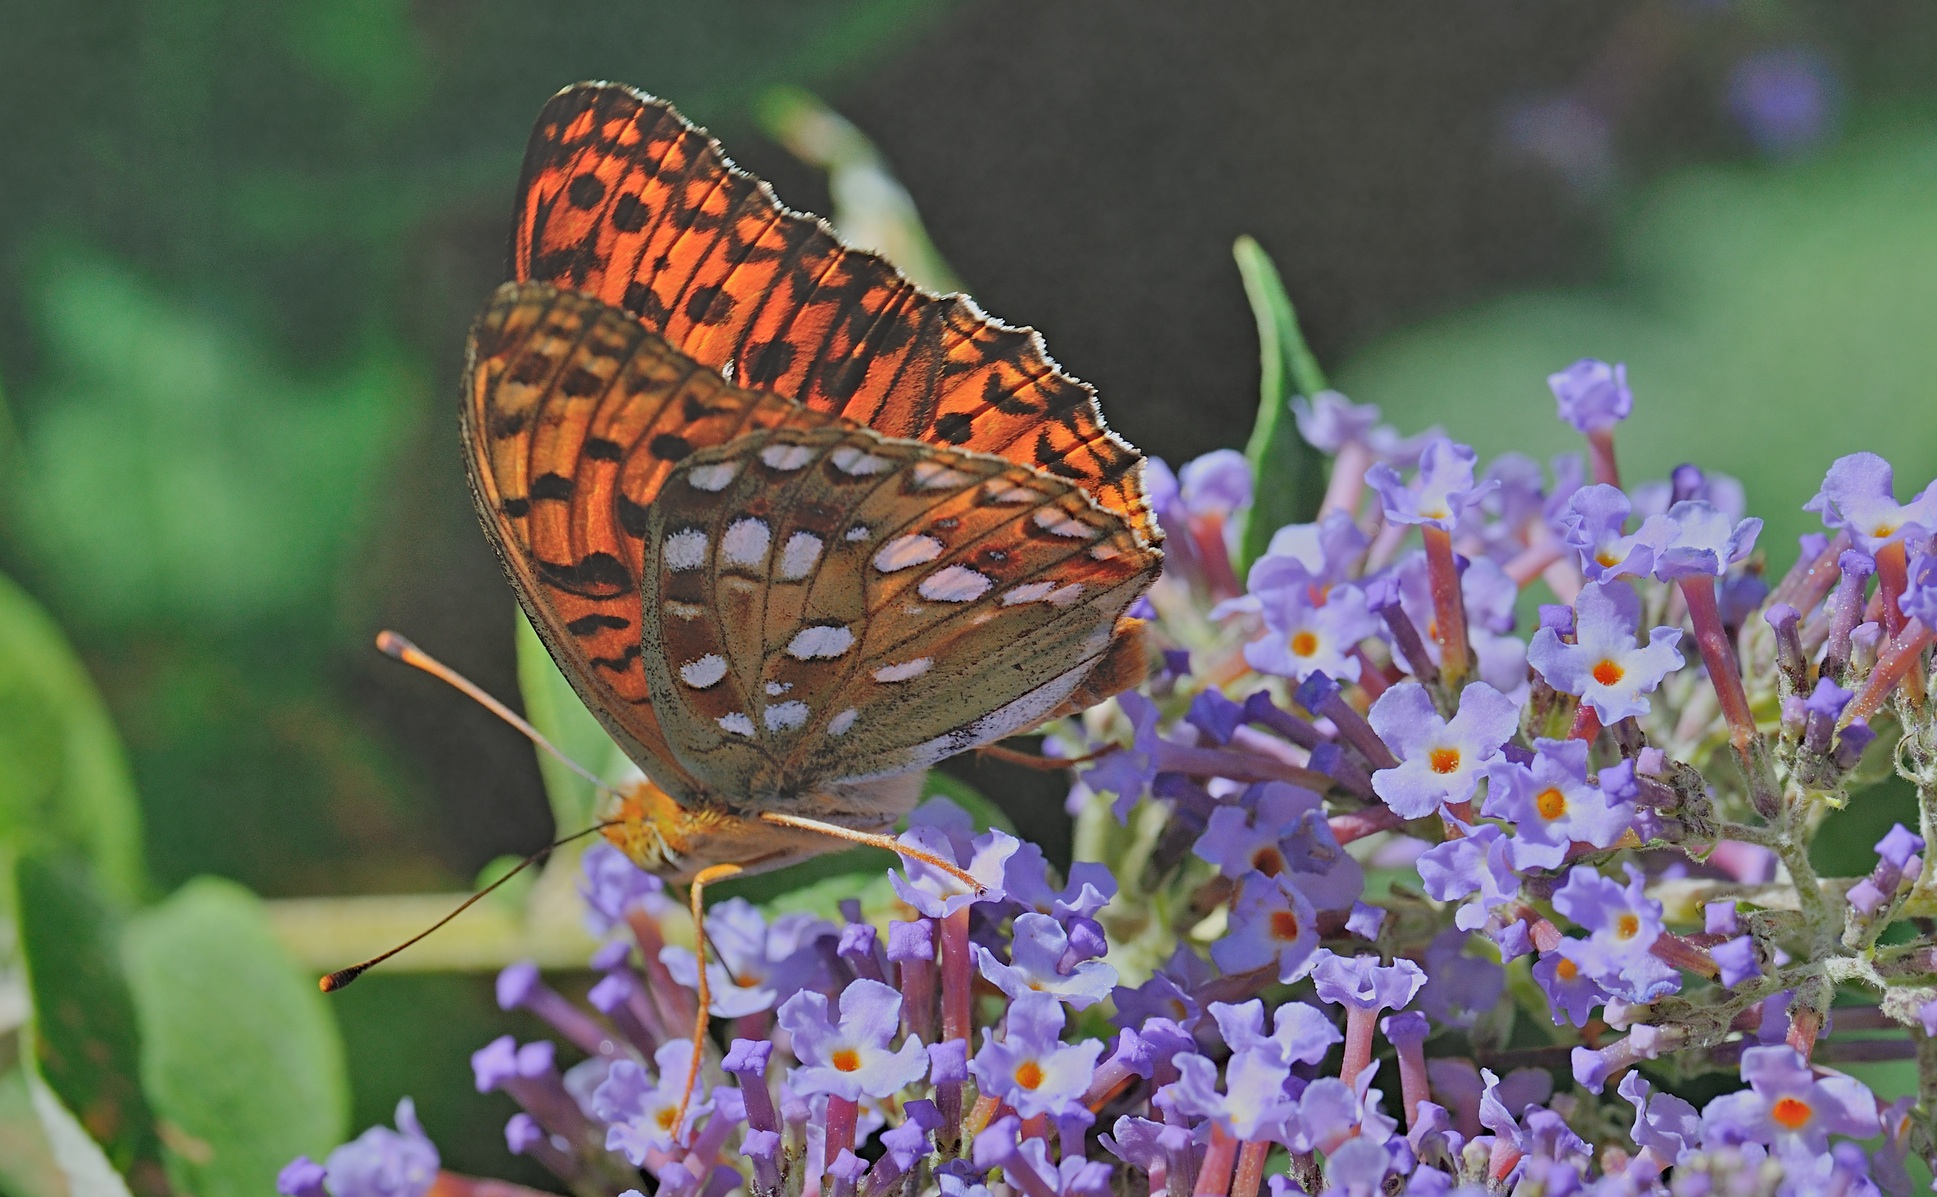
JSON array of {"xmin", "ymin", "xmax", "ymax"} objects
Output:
[
  {"xmin": 1873, "ymin": 523, "xmax": 1897, "ymax": 539},
  {"xmin": 1429, "ymin": 747, "xmax": 1462, "ymax": 775},
  {"xmin": 1270, "ymin": 910, "xmax": 1302, "ymax": 941},
  {"xmin": 1596, "ymin": 549, "xmax": 1621, "ymax": 567},
  {"xmin": 832, "ymin": 1049, "xmax": 862, "ymax": 1072},
  {"xmin": 1290, "ymin": 631, "xmax": 1320, "ymax": 657},
  {"xmin": 1615, "ymin": 913, "xmax": 1641, "ymax": 940},
  {"xmin": 657, "ymin": 1107, "xmax": 679, "ymax": 1131},
  {"xmin": 1014, "ymin": 1061, "xmax": 1045, "ymax": 1090},
  {"xmin": 1252, "ymin": 847, "xmax": 1286, "ymax": 876},
  {"xmin": 736, "ymin": 974, "xmax": 760, "ymax": 988},
  {"xmin": 1555, "ymin": 958, "xmax": 1579, "ymax": 982},
  {"xmin": 1771, "ymin": 1096, "xmax": 1813, "ymax": 1130},
  {"xmin": 1592, "ymin": 660, "xmax": 1625, "ymax": 686},
  {"xmin": 1535, "ymin": 788, "xmax": 1568, "ymax": 820}
]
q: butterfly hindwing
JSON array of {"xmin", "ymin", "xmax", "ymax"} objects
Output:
[
  {"xmin": 512, "ymin": 81, "xmax": 1162, "ymax": 553},
  {"xmin": 635, "ymin": 421, "xmax": 1158, "ymax": 805},
  {"xmin": 463, "ymin": 281, "xmax": 843, "ymax": 798}
]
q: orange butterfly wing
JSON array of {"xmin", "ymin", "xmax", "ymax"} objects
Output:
[
  {"xmin": 509, "ymin": 82, "xmax": 1162, "ymax": 555},
  {"xmin": 463, "ymin": 281, "xmax": 843, "ymax": 800}
]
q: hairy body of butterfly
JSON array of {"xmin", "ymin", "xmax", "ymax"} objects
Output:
[{"xmin": 463, "ymin": 83, "xmax": 1162, "ymax": 885}]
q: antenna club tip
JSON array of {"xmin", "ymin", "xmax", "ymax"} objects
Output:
[
  {"xmin": 320, "ymin": 967, "xmax": 363, "ymax": 992},
  {"xmin": 375, "ymin": 630, "xmax": 416, "ymax": 659}
]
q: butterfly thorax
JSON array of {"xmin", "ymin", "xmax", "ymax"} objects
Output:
[{"xmin": 601, "ymin": 773, "xmax": 923, "ymax": 884}]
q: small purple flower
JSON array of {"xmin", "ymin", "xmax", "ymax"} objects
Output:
[
  {"xmin": 976, "ymin": 912, "xmax": 1117, "ymax": 1009},
  {"xmin": 969, "ymin": 991, "xmax": 1105, "ymax": 1118},
  {"xmin": 1178, "ymin": 449, "xmax": 1253, "ymax": 520},
  {"xmin": 277, "ymin": 1157, "xmax": 327, "ymax": 1197},
  {"xmin": 1878, "ymin": 824, "xmax": 1925, "ymax": 871},
  {"xmin": 1415, "ymin": 937, "xmax": 1505, "ymax": 1031},
  {"xmin": 317, "ymin": 1099, "xmax": 438, "ymax": 1197},
  {"xmin": 1551, "ymin": 865, "xmax": 1680, "ymax": 1003},
  {"xmin": 1209, "ymin": 998, "xmax": 1342, "ymax": 1066},
  {"xmin": 1531, "ymin": 949, "xmax": 1609, "ymax": 1027},
  {"xmin": 1211, "ymin": 871, "xmax": 1320, "ymax": 982},
  {"xmin": 1292, "ymin": 391, "xmax": 1383, "ymax": 453},
  {"xmin": 1729, "ymin": 48, "xmax": 1839, "ymax": 156},
  {"xmin": 1618, "ymin": 1072, "xmax": 1698, "ymax": 1166},
  {"xmin": 1194, "ymin": 782, "xmax": 1363, "ymax": 911},
  {"xmin": 1699, "ymin": 1045, "xmax": 1878, "ymax": 1152},
  {"xmin": 1308, "ymin": 950, "xmax": 1427, "ymax": 1014},
  {"xmin": 1366, "ymin": 438, "xmax": 1496, "ymax": 531},
  {"xmin": 1805, "ymin": 452, "xmax": 1937, "ymax": 554},
  {"xmin": 1346, "ymin": 902, "xmax": 1386, "ymax": 940},
  {"xmin": 891, "ymin": 825, "xmax": 1017, "ymax": 919},
  {"xmin": 592, "ymin": 1041, "xmax": 713, "ymax": 1163},
  {"xmin": 1482, "ymin": 738, "xmax": 1635, "ymax": 870},
  {"xmin": 659, "ymin": 897, "xmax": 834, "ymax": 1017},
  {"xmin": 778, "ymin": 979, "xmax": 928, "ymax": 1101},
  {"xmin": 1245, "ymin": 582, "xmax": 1381, "ymax": 683},
  {"xmin": 1557, "ymin": 485, "xmax": 1669, "ymax": 583},
  {"xmin": 1415, "ymin": 822, "xmax": 1519, "ymax": 931},
  {"xmin": 1367, "ymin": 681, "xmax": 1521, "ymax": 818},
  {"xmin": 1079, "ymin": 692, "xmax": 1163, "ymax": 820},
  {"xmin": 1548, "ymin": 359, "xmax": 1632, "ymax": 434},
  {"xmin": 1902, "ymin": 552, "xmax": 1937, "ymax": 627},
  {"xmin": 1527, "ymin": 581, "xmax": 1684, "ymax": 723},
  {"xmin": 1712, "ymin": 936, "xmax": 1760, "ymax": 988},
  {"xmin": 1650, "ymin": 500, "xmax": 1763, "ymax": 581},
  {"xmin": 1156, "ymin": 1048, "xmax": 1297, "ymax": 1142},
  {"xmin": 1257, "ymin": 511, "xmax": 1371, "ymax": 589},
  {"xmin": 579, "ymin": 842, "xmax": 672, "ymax": 934}
]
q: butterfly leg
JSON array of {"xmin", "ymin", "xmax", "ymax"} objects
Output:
[
  {"xmin": 755, "ymin": 811, "xmax": 985, "ymax": 891},
  {"xmin": 674, "ymin": 860, "xmax": 745, "ymax": 1144}
]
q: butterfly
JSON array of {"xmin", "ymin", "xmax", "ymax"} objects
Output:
[{"xmin": 462, "ymin": 81, "xmax": 1163, "ymax": 890}]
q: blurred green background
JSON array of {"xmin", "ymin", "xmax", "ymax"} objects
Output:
[{"xmin": 4, "ymin": 1, "xmax": 1937, "ymax": 1192}]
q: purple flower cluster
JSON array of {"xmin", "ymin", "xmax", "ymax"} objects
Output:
[{"xmin": 290, "ymin": 366, "xmax": 1937, "ymax": 1196}]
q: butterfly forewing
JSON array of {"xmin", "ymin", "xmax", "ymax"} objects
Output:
[
  {"xmin": 512, "ymin": 82, "xmax": 1162, "ymax": 552},
  {"xmin": 463, "ymin": 281, "xmax": 845, "ymax": 798},
  {"xmin": 635, "ymin": 422, "xmax": 1157, "ymax": 804}
]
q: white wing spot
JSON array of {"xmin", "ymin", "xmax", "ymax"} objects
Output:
[
  {"xmin": 1090, "ymin": 543, "xmax": 1124, "ymax": 561},
  {"xmin": 984, "ymin": 480, "xmax": 1041, "ymax": 504},
  {"xmin": 786, "ymin": 624, "xmax": 855, "ymax": 660},
  {"xmin": 718, "ymin": 712, "xmax": 756, "ymax": 736},
  {"xmin": 665, "ymin": 529, "xmax": 708, "ymax": 571},
  {"xmin": 765, "ymin": 681, "xmax": 792, "ymax": 696},
  {"xmin": 760, "ymin": 443, "xmax": 815, "ymax": 471},
  {"xmin": 764, "ymin": 701, "xmax": 810, "ymax": 731},
  {"xmin": 667, "ymin": 601, "xmax": 706, "ymax": 621},
  {"xmin": 1047, "ymin": 583, "xmax": 1086, "ymax": 607},
  {"xmin": 1003, "ymin": 581, "xmax": 1056, "ymax": 606},
  {"xmin": 679, "ymin": 655, "xmax": 728, "ymax": 689},
  {"xmin": 913, "ymin": 461, "xmax": 973, "ymax": 490},
  {"xmin": 779, "ymin": 532, "xmax": 824, "ymax": 580},
  {"xmin": 831, "ymin": 446, "xmax": 890, "ymax": 475},
  {"xmin": 687, "ymin": 462, "xmax": 740, "ymax": 492},
  {"xmin": 919, "ymin": 565, "xmax": 993, "ymax": 603},
  {"xmin": 873, "ymin": 658, "xmax": 934, "ymax": 683},
  {"xmin": 874, "ymin": 534, "xmax": 944, "ymax": 573},
  {"xmin": 722, "ymin": 518, "xmax": 771, "ymax": 568},
  {"xmin": 1034, "ymin": 508, "xmax": 1099, "ymax": 539},
  {"xmin": 827, "ymin": 708, "xmax": 859, "ymax": 736},
  {"xmin": 845, "ymin": 525, "xmax": 871, "ymax": 543}
]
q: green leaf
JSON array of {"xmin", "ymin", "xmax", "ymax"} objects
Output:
[
  {"xmin": 0, "ymin": 572, "xmax": 145, "ymax": 904},
  {"xmin": 122, "ymin": 877, "xmax": 349, "ymax": 1197},
  {"xmin": 515, "ymin": 611, "xmax": 633, "ymax": 836},
  {"xmin": 0, "ymin": 1066, "xmax": 69, "ymax": 1197},
  {"xmin": 12, "ymin": 851, "xmax": 170, "ymax": 1197},
  {"xmin": 1233, "ymin": 236, "xmax": 1330, "ymax": 574}
]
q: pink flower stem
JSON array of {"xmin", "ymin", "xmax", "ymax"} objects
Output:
[
  {"xmin": 1394, "ymin": 1036, "xmax": 1431, "ymax": 1128},
  {"xmin": 824, "ymin": 1096, "xmax": 860, "ymax": 1163},
  {"xmin": 1193, "ymin": 1126, "xmax": 1239, "ymax": 1197},
  {"xmin": 1194, "ymin": 516, "xmax": 1244, "ymax": 601},
  {"xmin": 629, "ymin": 909, "xmax": 697, "ymax": 1031},
  {"xmin": 1229, "ymin": 1141, "xmax": 1271, "ymax": 1197},
  {"xmin": 1321, "ymin": 442, "xmax": 1374, "ymax": 520},
  {"xmin": 1648, "ymin": 931, "xmax": 1720, "ymax": 980},
  {"xmin": 1568, "ymin": 704, "xmax": 1603, "ymax": 743},
  {"xmin": 1152, "ymin": 742, "xmax": 1332, "ymax": 790},
  {"xmin": 1422, "ymin": 526, "xmax": 1471, "ymax": 689},
  {"xmin": 938, "ymin": 906, "xmax": 973, "ymax": 1147},
  {"xmin": 1330, "ymin": 806, "xmax": 1404, "ymax": 843},
  {"xmin": 1677, "ymin": 577, "xmax": 1757, "ymax": 756},
  {"xmin": 1768, "ymin": 530, "xmax": 1849, "ymax": 614},
  {"xmin": 1340, "ymin": 1006, "xmax": 1379, "ymax": 1088},
  {"xmin": 1877, "ymin": 541, "xmax": 1911, "ymax": 641},
  {"xmin": 1850, "ymin": 619, "xmax": 1935, "ymax": 722},
  {"xmin": 1352, "ymin": 647, "xmax": 1391, "ymax": 699},
  {"xmin": 429, "ymin": 1173, "xmax": 565, "ymax": 1197},
  {"xmin": 1505, "ymin": 536, "xmax": 1565, "ymax": 587},
  {"xmin": 1586, "ymin": 428, "xmax": 1620, "ymax": 489}
]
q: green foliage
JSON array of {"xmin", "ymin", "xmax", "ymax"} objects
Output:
[
  {"xmin": 122, "ymin": 877, "xmax": 349, "ymax": 1197},
  {"xmin": 12, "ymin": 851, "xmax": 170, "ymax": 1197},
  {"xmin": 7, "ymin": 252, "xmax": 413, "ymax": 629},
  {"xmin": 1233, "ymin": 236, "xmax": 1329, "ymax": 574},
  {"xmin": 516, "ymin": 612, "xmax": 636, "ymax": 836},
  {"xmin": 0, "ymin": 571, "xmax": 145, "ymax": 904},
  {"xmin": 1336, "ymin": 111, "xmax": 1937, "ymax": 567}
]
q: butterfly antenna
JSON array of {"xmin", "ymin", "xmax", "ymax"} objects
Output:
[
  {"xmin": 375, "ymin": 630, "xmax": 621, "ymax": 798},
  {"xmin": 975, "ymin": 741, "xmax": 1122, "ymax": 771},
  {"xmin": 319, "ymin": 820, "xmax": 618, "ymax": 993}
]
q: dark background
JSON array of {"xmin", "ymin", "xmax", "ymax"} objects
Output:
[{"xmin": 5, "ymin": 0, "xmax": 1934, "ymax": 1183}]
